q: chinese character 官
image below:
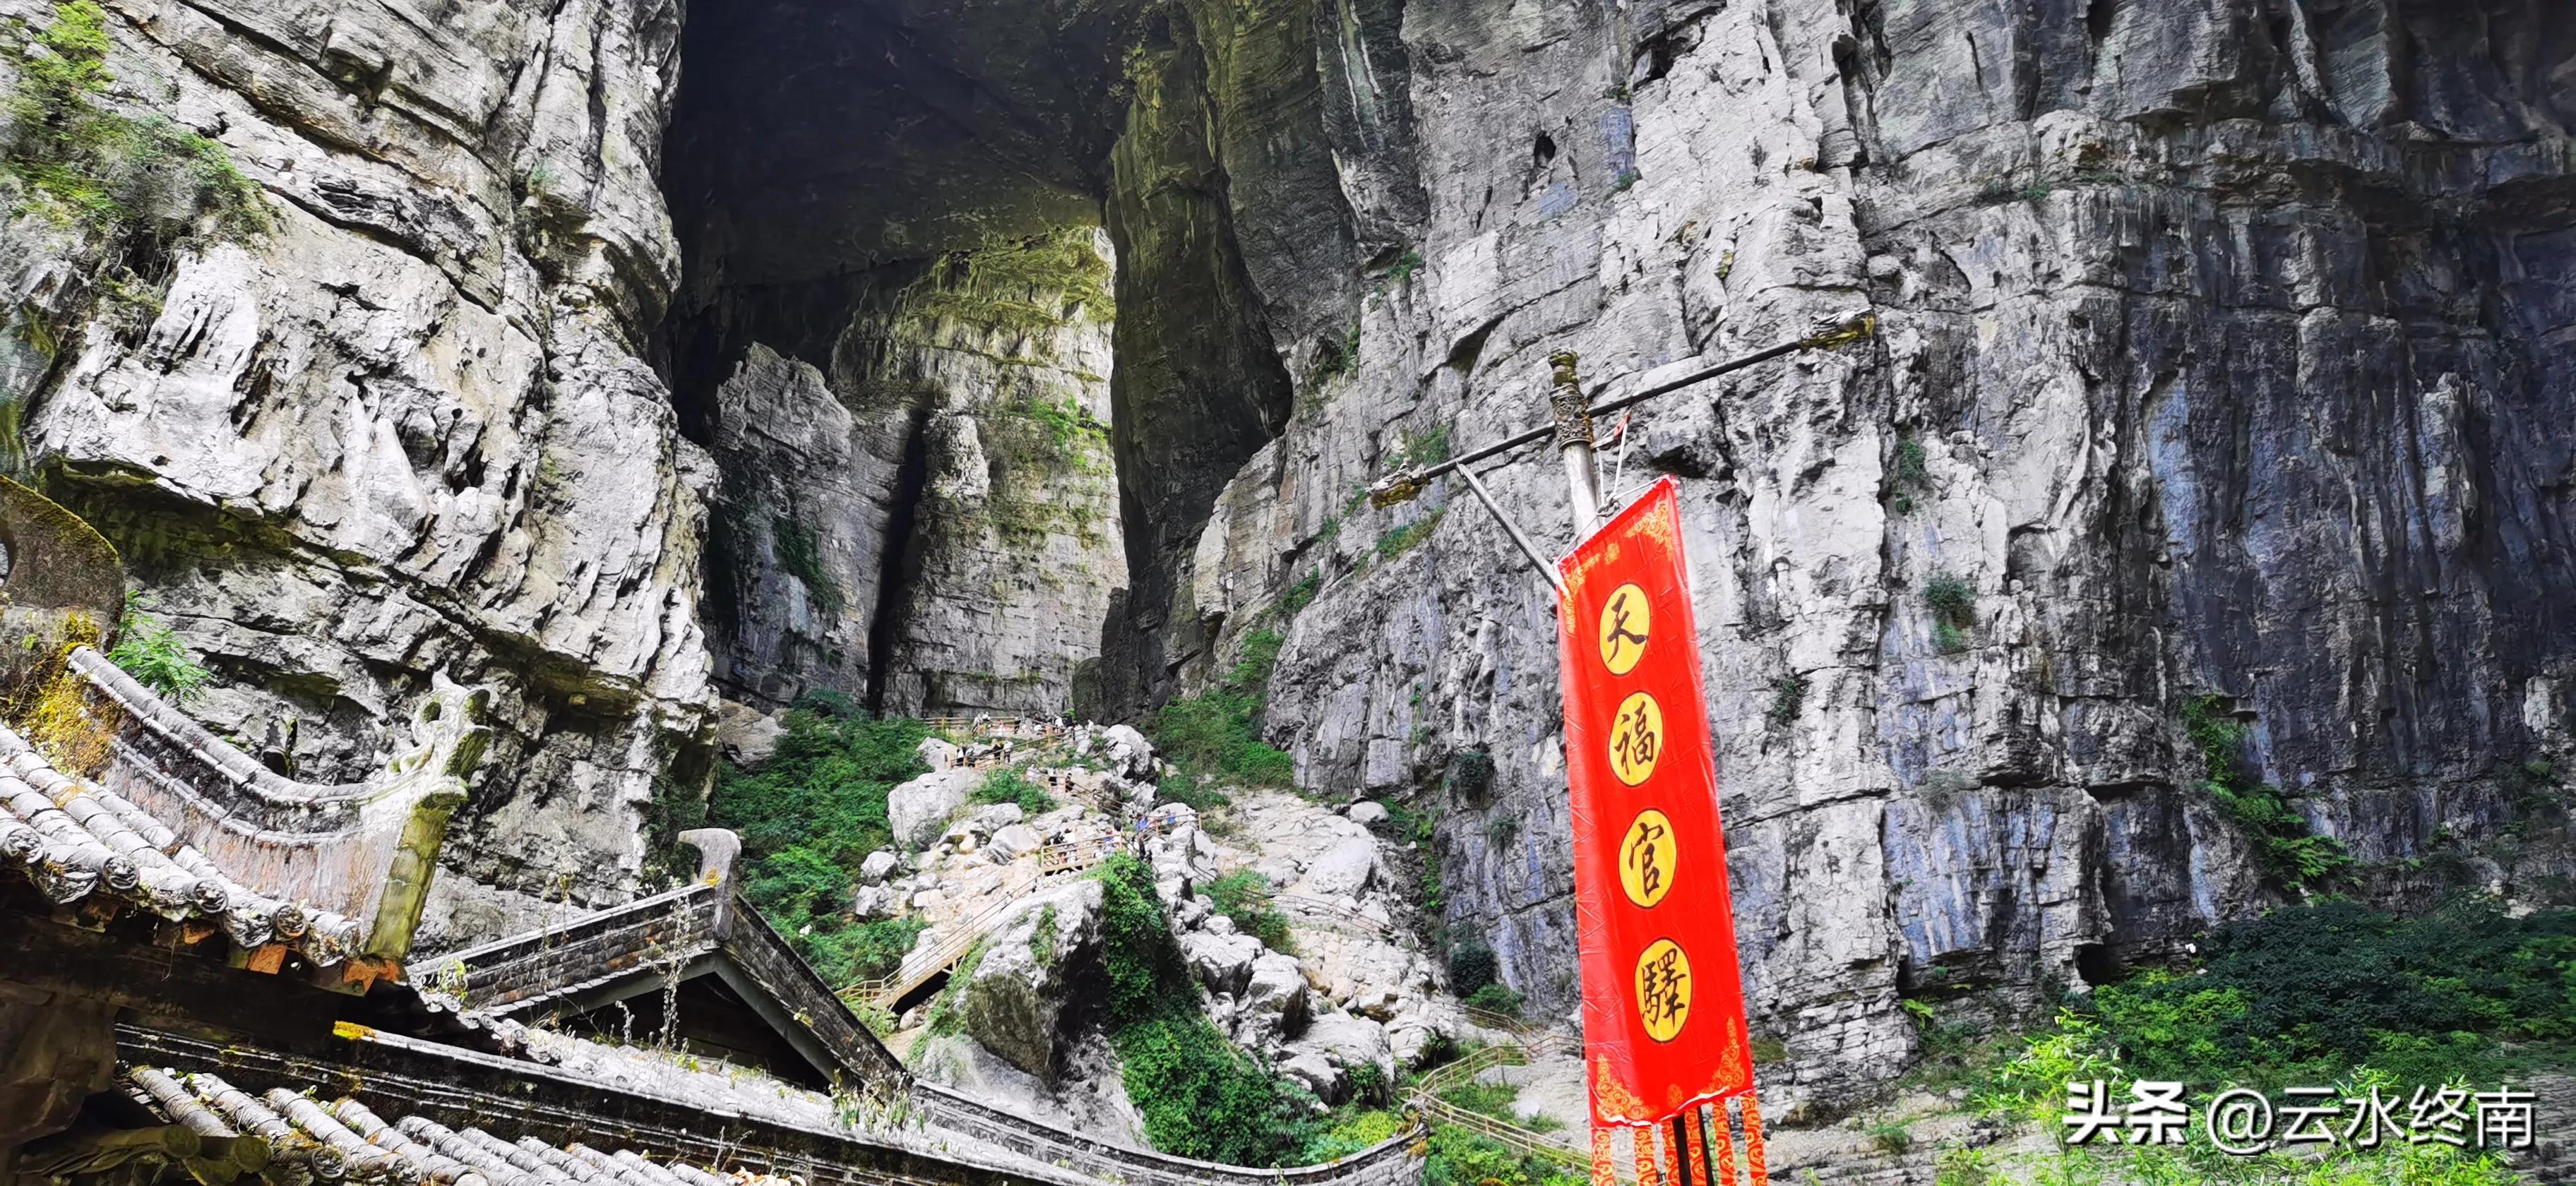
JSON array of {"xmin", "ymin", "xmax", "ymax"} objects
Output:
[
  {"xmin": 2063, "ymin": 1080, "xmax": 2121, "ymax": 1146},
  {"xmin": 1626, "ymin": 818, "xmax": 1667, "ymax": 899},
  {"xmin": 2279, "ymin": 1087, "xmax": 2342, "ymax": 1146},
  {"xmin": 2125, "ymin": 1081, "xmax": 2189, "ymax": 1146},
  {"xmin": 2476, "ymin": 1088, "xmax": 2536, "ymax": 1149},
  {"xmin": 2405, "ymin": 1086, "xmax": 2472, "ymax": 1147}
]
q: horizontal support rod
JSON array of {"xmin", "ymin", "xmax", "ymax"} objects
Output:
[{"xmin": 1369, "ymin": 310, "xmax": 1873, "ymax": 508}]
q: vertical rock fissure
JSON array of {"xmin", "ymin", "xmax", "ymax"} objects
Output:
[{"xmin": 865, "ymin": 407, "xmax": 934, "ymax": 716}]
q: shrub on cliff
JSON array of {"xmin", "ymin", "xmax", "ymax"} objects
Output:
[
  {"xmin": 1093, "ymin": 853, "xmax": 1317, "ymax": 1165},
  {"xmin": 708, "ymin": 707, "xmax": 929, "ymax": 981},
  {"xmin": 3, "ymin": 1, "xmax": 268, "ymax": 242}
]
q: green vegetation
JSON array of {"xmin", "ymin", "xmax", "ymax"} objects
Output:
[
  {"xmin": 1486, "ymin": 811, "xmax": 1520, "ymax": 849},
  {"xmin": 1029, "ymin": 903, "xmax": 1061, "ymax": 970},
  {"xmin": 970, "ymin": 766, "xmax": 1059, "ymax": 815},
  {"xmin": 1447, "ymin": 940, "xmax": 1498, "ymax": 998},
  {"xmin": 2183, "ymin": 695, "xmax": 2349, "ymax": 889},
  {"xmin": 1463, "ymin": 983, "xmax": 1524, "ymax": 1017},
  {"xmin": 3, "ymin": 1, "xmax": 268, "ymax": 243},
  {"xmin": 1943, "ymin": 899, "xmax": 2572, "ymax": 1186},
  {"xmin": 1888, "ymin": 434, "xmax": 1930, "ymax": 515},
  {"xmin": 1299, "ymin": 1107, "xmax": 1404, "ymax": 1163},
  {"xmin": 1145, "ymin": 629, "xmax": 1296, "ymax": 793},
  {"xmin": 107, "ymin": 594, "xmax": 208, "ymax": 704},
  {"xmin": 1767, "ymin": 673, "xmax": 1807, "ymax": 724},
  {"xmin": 1373, "ymin": 508, "xmax": 1445, "ymax": 562},
  {"xmin": 1924, "ymin": 572, "xmax": 1974, "ymax": 652},
  {"xmin": 1205, "ymin": 868, "xmax": 1296, "ymax": 954},
  {"xmin": 770, "ymin": 517, "xmax": 845, "ymax": 616},
  {"xmin": 1392, "ymin": 424, "xmax": 1451, "ymax": 470},
  {"xmin": 704, "ymin": 702, "xmax": 931, "ymax": 983},
  {"xmin": 1446, "ymin": 748, "xmax": 1496, "ymax": 805},
  {"xmin": 910, "ymin": 227, "xmax": 1114, "ymax": 333},
  {"xmin": 1388, "ymin": 249, "xmax": 1425, "ymax": 286},
  {"xmin": 1095, "ymin": 853, "xmax": 1319, "ymax": 1165},
  {"xmin": 1862, "ymin": 1115, "xmax": 1913, "ymax": 1154},
  {"xmin": 1420, "ymin": 1124, "xmax": 1581, "ymax": 1186},
  {"xmin": 1609, "ymin": 168, "xmax": 1642, "ymax": 194},
  {"xmin": 1280, "ymin": 571, "xmax": 1323, "ymax": 616}
]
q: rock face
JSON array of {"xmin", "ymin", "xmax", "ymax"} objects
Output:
[
  {"xmin": 691, "ymin": 234, "xmax": 1128, "ymax": 717},
  {"xmin": 957, "ymin": 878, "xmax": 1104, "ymax": 1080},
  {"xmin": 889, "ymin": 769, "xmax": 986, "ymax": 851},
  {"xmin": 0, "ymin": 0, "xmax": 717, "ymax": 944},
  {"xmin": 1094, "ymin": 0, "xmax": 2576, "ymax": 1107}
]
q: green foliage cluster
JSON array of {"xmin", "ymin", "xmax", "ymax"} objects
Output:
[
  {"xmin": 1298, "ymin": 1108, "xmax": 1403, "ymax": 1163},
  {"xmin": 1204, "ymin": 869, "xmax": 1295, "ymax": 954},
  {"xmin": 2182, "ymin": 695, "xmax": 2349, "ymax": 888},
  {"xmin": 107, "ymin": 595, "xmax": 207, "ymax": 704},
  {"xmin": 1093, "ymin": 853, "xmax": 1319, "ymax": 1166},
  {"xmin": 1421, "ymin": 1125, "xmax": 1581, "ymax": 1186},
  {"xmin": 1446, "ymin": 748, "xmax": 1496, "ymax": 804},
  {"xmin": 2085, "ymin": 899, "xmax": 2576, "ymax": 1089},
  {"xmin": 1388, "ymin": 250, "xmax": 1425, "ymax": 285},
  {"xmin": 1391, "ymin": 424, "xmax": 1451, "ymax": 470},
  {"xmin": 3, "ymin": 1, "xmax": 268, "ymax": 243},
  {"xmin": 770, "ymin": 517, "xmax": 845, "ymax": 616},
  {"xmin": 1947, "ymin": 900, "xmax": 2570, "ymax": 1186},
  {"xmin": 1145, "ymin": 630, "xmax": 1295, "ymax": 792},
  {"xmin": 1924, "ymin": 571, "xmax": 1975, "ymax": 654},
  {"xmin": 1767, "ymin": 673, "xmax": 1807, "ymax": 724},
  {"xmin": 1447, "ymin": 940, "xmax": 1498, "ymax": 997},
  {"xmin": 970, "ymin": 766, "xmax": 1059, "ymax": 815},
  {"xmin": 1279, "ymin": 571, "xmax": 1322, "ymax": 616},
  {"xmin": 1373, "ymin": 508, "xmax": 1445, "ymax": 562},
  {"xmin": 911, "ymin": 227, "xmax": 1115, "ymax": 333},
  {"xmin": 1888, "ymin": 434, "xmax": 1930, "ymax": 515},
  {"xmin": 1463, "ymin": 983, "xmax": 1524, "ymax": 1017},
  {"xmin": 706, "ymin": 705, "xmax": 931, "ymax": 983}
]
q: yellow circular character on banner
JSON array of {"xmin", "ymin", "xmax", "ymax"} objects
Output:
[
  {"xmin": 1597, "ymin": 583, "xmax": 1650, "ymax": 676},
  {"xmin": 1633, "ymin": 938, "xmax": 1693, "ymax": 1043},
  {"xmin": 1607, "ymin": 692, "xmax": 1663, "ymax": 786},
  {"xmin": 1619, "ymin": 808, "xmax": 1676, "ymax": 908}
]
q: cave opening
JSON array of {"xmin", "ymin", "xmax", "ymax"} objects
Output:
[{"xmin": 655, "ymin": 0, "xmax": 1151, "ymax": 721}]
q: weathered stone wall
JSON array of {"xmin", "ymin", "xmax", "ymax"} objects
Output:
[
  {"xmin": 1131, "ymin": 0, "xmax": 2576, "ymax": 1108},
  {"xmin": 690, "ymin": 232, "xmax": 1127, "ymax": 718},
  {"xmin": 0, "ymin": 0, "xmax": 717, "ymax": 948}
]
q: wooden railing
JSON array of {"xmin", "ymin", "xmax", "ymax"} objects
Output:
[{"xmin": 1407, "ymin": 1026, "xmax": 1621, "ymax": 1180}]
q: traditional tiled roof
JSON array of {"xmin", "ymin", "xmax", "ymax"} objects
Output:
[
  {"xmin": 0, "ymin": 722, "xmax": 366, "ymax": 966},
  {"xmin": 120, "ymin": 1064, "xmax": 813, "ymax": 1186}
]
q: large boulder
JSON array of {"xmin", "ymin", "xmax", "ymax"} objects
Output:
[
  {"xmin": 1280, "ymin": 1011, "xmax": 1393, "ymax": 1104},
  {"xmin": 1099, "ymin": 724, "xmax": 1156, "ymax": 780},
  {"xmin": 1298, "ymin": 835, "xmax": 1379, "ymax": 898},
  {"xmin": 1235, "ymin": 952, "xmax": 1311, "ymax": 1050},
  {"xmin": 1179, "ymin": 929, "xmax": 1265, "ymax": 997},
  {"xmin": 957, "ymin": 878, "xmax": 1104, "ymax": 1080},
  {"xmin": 917, "ymin": 736, "xmax": 962, "ymax": 771},
  {"xmin": 988, "ymin": 822, "xmax": 1044, "ymax": 860},
  {"xmin": 888, "ymin": 768, "xmax": 984, "ymax": 850},
  {"xmin": 859, "ymin": 850, "xmax": 902, "ymax": 884}
]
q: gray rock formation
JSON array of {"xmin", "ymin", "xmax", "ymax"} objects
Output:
[
  {"xmin": 0, "ymin": 0, "xmax": 717, "ymax": 945},
  {"xmin": 1090, "ymin": 0, "xmax": 2576, "ymax": 1109},
  {"xmin": 889, "ymin": 769, "xmax": 984, "ymax": 851},
  {"xmin": 957, "ymin": 878, "xmax": 1104, "ymax": 1080}
]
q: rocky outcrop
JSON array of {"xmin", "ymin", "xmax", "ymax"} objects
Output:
[
  {"xmin": 689, "ymin": 234, "xmax": 1128, "ymax": 717},
  {"xmin": 1119, "ymin": 0, "xmax": 2576, "ymax": 1108},
  {"xmin": 957, "ymin": 877, "xmax": 1104, "ymax": 1080},
  {"xmin": 0, "ymin": 0, "xmax": 717, "ymax": 946}
]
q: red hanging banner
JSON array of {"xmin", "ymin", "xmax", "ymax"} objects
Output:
[{"xmin": 1558, "ymin": 476, "xmax": 1754, "ymax": 1128}]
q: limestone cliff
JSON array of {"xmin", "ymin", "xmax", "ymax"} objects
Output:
[
  {"xmin": 1118, "ymin": 0, "xmax": 2576, "ymax": 1106},
  {"xmin": 0, "ymin": 0, "xmax": 715, "ymax": 946}
]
